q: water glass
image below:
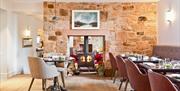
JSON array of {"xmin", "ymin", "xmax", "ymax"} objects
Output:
[{"xmin": 159, "ymin": 60, "xmax": 164, "ymax": 68}]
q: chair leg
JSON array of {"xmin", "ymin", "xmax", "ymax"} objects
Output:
[
  {"xmin": 124, "ymin": 79, "xmax": 129, "ymax": 91},
  {"xmin": 43, "ymin": 79, "xmax": 47, "ymax": 91},
  {"xmin": 119, "ymin": 80, "xmax": 123, "ymax": 90},
  {"xmin": 113, "ymin": 70, "xmax": 117, "ymax": 83},
  {"xmin": 28, "ymin": 78, "xmax": 35, "ymax": 91},
  {"xmin": 56, "ymin": 77, "xmax": 61, "ymax": 90},
  {"xmin": 42, "ymin": 79, "xmax": 44, "ymax": 90},
  {"xmin": 60, "ymin": 71, "xmax": 65, "ymax": 88},
  {"xmin": 111, "ymin": 69, "xmax": 115, "ymax": 80},
  {"xmin": 42, "ymin": 79, "xmax": 47, "ymax": 91}
]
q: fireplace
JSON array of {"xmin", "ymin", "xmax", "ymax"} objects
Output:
[
  {"xmin": 68, "ymin": 35, "xmax": 105, "ymax": 72},
  {"xmin": 77, "ymin": 36, "xmax": 95, "ymax": 72}
]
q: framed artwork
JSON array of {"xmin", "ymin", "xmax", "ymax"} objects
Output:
[
  {"xmin": 72, "ymin": 10, "xmax": 100, "ymax": 29},
  {"xmin": 22, "ymin": 38, "xmax": 33, "ymax": 47}
]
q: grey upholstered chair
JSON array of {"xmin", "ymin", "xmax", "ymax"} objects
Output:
[{"xmin": 28, "ymin": 57, "xmax": 60, "ymax": 91}]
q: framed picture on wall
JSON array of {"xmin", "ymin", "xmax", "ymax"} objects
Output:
[
  {"xmin": 72, "ymin": 10, "xmax": 100, "ymax": 29},
  {"xmin": 22, "ymin": 38, "xmax": 33, "ymax": 47}
]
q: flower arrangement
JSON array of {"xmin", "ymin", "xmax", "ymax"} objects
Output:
[
  {"xmin": 94, "ymin": 53, "xmax": 103, "ymax": 64},
  {"xmin": 94, "ymin": 53, "xmax": 104, "ymax": 76}
]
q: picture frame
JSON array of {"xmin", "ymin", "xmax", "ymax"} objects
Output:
[
  {"xmin": 72, "ymin": 10, "xmax": 100, "ymax": 29},
  {"xmin": 22, "ymin": 38, "xmax": 33, "ymax": 47}
]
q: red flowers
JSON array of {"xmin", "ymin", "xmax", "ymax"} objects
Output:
[
  {"xmin": 94, "ymin": 53, "xmax": 103, "ymax": 65},
  {"xmin": 70, "ymin": 54, "xmax": 78, "ymax": 63}
]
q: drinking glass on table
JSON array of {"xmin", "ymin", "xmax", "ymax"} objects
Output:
[
  {"xmin": 173, "ymin": 61, "xmax": 180, "ymax": 69},
  {"xmin": 164, "ymin": 58, "xmax": 173, "ymax": 69},
  {"xmin": 159, "ymin": 59, "xmax": 164, "ymax": 68}
]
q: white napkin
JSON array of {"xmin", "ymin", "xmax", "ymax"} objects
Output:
[
  {"xmin": 151, "ymin": 57, "xmax": 161, "ymax": 61},
  {"xmin": 120, "ymin": 54, "xmax": 126, "ymax": 57},
  {"xmin": 143, "ymin": 63, "xmax": 156, "ymax": 67},
  {"xmin": 43, "ymin": 58, "xmax": 52, "ymax": 61},
  {"xmin": 167, "ymin": 74, "xmax": 180, "ymax": 78},
  {"xmin": 128, "ymin": 57, "xmax": 137, "ymax": 61},
  {"xmin": 69, "ymin": 57, "xmax": 75, "ymax": 60},
  {"xmin": 143, "ymin": 56, "xmax": 149, "ymax": 61},
  {"xmin": 173, "ymin": 64, "xmax": 180, "ymax": 69}
]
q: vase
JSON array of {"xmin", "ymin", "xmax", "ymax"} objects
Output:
[{"xmin": 97, "ymin": 65, "xmax": 104, "ymax": 76}]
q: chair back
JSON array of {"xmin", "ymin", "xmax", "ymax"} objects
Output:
[
  {"xmin": 125, "ymin": 60, "xmax": 151, "ymax": 91},
  {"xmin": 28, "ymin": 57, "xmax": 59, "ymax": 79},
  {"xmin": 109, "ymin": 52, "xmax": 117, "ymax": 70},
  {"xmin": 116, "ymin": 55, "xmax": 128, "ymax": 79},
  {"xmin": 148, "ymin": 71, "xmax": 178, "ymax": 91}
]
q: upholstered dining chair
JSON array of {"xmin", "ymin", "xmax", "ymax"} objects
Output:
[
  {"xmin": 116, "ymin": 55, "xmax": 129, "ymax": 91},
  {"xmin": 28, "ymin": 57, "xmax": 60, "ymax": 91},
  {"xmin": 109, "ymin": 52, "xmax": 118, "ymax": 83},
  {"xmin": 125, "ymin": 60, "xmax": 151, "ymax": 91},
  {"xmin": 148, "ymin": 70, "xmax": 178, "ymax": 91}
]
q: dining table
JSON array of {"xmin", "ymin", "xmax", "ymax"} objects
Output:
[
  {"xmin": 122, "ymin": 55, "xmax": 160, "ymax": 64},
  {"xmin": 42, "ymin": 57, "xmax": 73, "ymax": 91},
  {"xmin": 138, "ymin": 61, "xmax": 180, "ymax": 89},
  {"xmin": 121, "ymin": 54, "xmax": 180, "ymax": 89},
  {"xmin": 139, "ymin": 63, "xmax": 180, "ymax": 73}
]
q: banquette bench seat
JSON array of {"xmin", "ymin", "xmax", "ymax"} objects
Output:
[{"xmin": 152, "ymin": 45, "xmax": 180, "ymax": 60}]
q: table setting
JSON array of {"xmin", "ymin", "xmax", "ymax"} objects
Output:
[
  {"xmin": 120, "ymin": 53, "xmax": 161, "ymax": 63},
  {"xmin": 143, "ymin": 59, "xmax": 180, "ymax": 70},
  {"xmin": 41, "ymin": 53, "xmax": 72, "ymax": 91}
]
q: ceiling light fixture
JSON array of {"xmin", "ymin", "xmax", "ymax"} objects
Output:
[{"xmin": 52, "ymin": 0, "xmax": 60, "ymax": 22}]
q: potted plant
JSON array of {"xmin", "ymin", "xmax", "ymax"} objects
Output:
[{"xmin": 94, "ymin": 53, "xmax": 104, "ymax": 76}]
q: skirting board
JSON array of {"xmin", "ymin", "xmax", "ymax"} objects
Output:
[
  {"xmin": 0, "ymin": 73, "xmax": 8, "ymax": 82},
  {"xmin": 0, "ymin": 71, "xmax": 20, "ymax": 82}
]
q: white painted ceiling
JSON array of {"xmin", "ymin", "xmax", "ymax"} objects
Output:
[
  {"xmin": 11, "ymin": 0, "xmax": 159, "ymax": 3},
  {"xmin": 9, "ymin": 0, "xmax": 160, "ymax": 20}
]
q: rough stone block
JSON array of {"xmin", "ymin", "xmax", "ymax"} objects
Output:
[
  {"xmin": 48, "ymin": 36, "xmax": 57, "ymax": 41},
  {"xmin": 55, "ymin": 31, "xmax": 62, "ymax": 36},
  {"xmin": 59, "ymin": 9, "xmax": 68, "ymax": 16}
]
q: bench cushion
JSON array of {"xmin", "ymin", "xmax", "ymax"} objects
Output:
[{"xmin": 153, "ymin": 46, "xmax": 180, "ymax": 60}]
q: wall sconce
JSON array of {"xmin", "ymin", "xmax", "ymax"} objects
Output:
[
  {"xmin": 36, "ymin": 35, "xmax": 41, "ymax": 44},
  {"xmin": 165, "ymin": 10, "xmax": 175, "ymax": 23},
  {"xmin": 24, "ymin": 27, "xmax": 31, "ymax": 38}
]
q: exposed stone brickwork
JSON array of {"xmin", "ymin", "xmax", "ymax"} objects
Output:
[{"xmin": 43, "ymin": 2, "xmax": 157, "ymax": 69}]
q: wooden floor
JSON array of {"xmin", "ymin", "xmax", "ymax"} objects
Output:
[{"xmin": 0, "ymin": 74, "xmax": 131, "ymax": 91}]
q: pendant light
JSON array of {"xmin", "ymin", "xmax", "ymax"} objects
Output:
[{"xmin": 52, "ymin": 0, "xmax": 60, "ymax": 22}]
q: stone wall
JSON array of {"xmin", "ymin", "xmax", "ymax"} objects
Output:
[{"xmin": 43, "ymin": 2, "xmax": 157, "ymax": 68}]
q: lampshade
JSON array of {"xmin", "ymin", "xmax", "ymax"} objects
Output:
[{"xmin": 165, "ymin": 10, "xmax": 175, "ymax": 23}]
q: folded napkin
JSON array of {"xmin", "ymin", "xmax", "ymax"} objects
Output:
[
  {"xmin": 150, "ymin": 56, "xmax": 161, "ymax": 61},
  {"xmin": 120, "ymin": 54, "xmax": 126, "ymax": 57},
  {"xmin": 143, "ymin": 63, "xmax": 156, "ymax": 67},
  {"xmin": 173, "ymin": 64, "xmax": 180, "ymax": 69},
  {"xmin": 52, "ymin": 55, "xmax": 60, "ymax": 59},
  {"xmin": 69, "ymin": 57, "xmax": 75, "ymax": 60},
  {"xmin": 128, "ymin": 57, "xmax": 137, "ymax": 61},
  {"xmin": 167, "ymin": 74, "xmax": 180, "ymax": 79},
  {"xmin": 143, "ymin": 56, "xmax": 149, "ymax": 61},
  {"xmin": 43, "ymin": 58, "xmax": 52, "ymax": 61}
]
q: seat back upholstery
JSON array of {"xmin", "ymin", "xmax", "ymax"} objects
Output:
[
  {"xmin": 125, "ymin": 60, "xmax": 151, "ymax": 91},
  {"xmin": 116, "ymin": 55, "xmax": 128, "ymax": 79},
  {"xmin": 148, "ymin": 71, "xmax": 178, "ymax": 91},
  {"xmin": 153, "ymin": 46, "xmax": 180, "ymax": 60},
  {"xmin": 28, "ymin": 57, "xmax": 59, "ymax": 79},
  {"xmin": 109, "ymin": 52, "xmax": 117, "ymax": 70}
]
